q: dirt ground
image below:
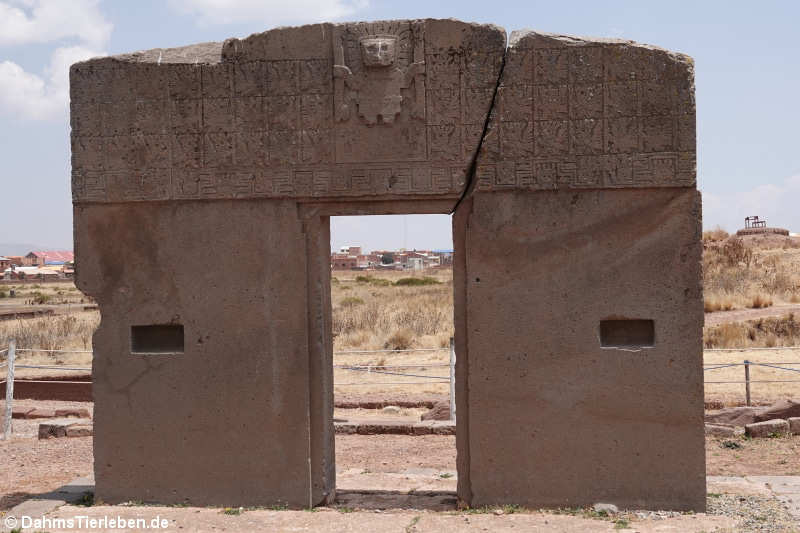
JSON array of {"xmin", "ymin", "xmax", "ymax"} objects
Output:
[
  {"xmin": 0, "ymin": 400, "xmax": 94, "ymax": 510},
  {"xmin": 2, "ymin": 400, "xmax": 800, "ymax": 505},
  {"xmin": 35, "ymin": 504, "xmax": 738, "ymax": 532},
  {"xmin": 706, "ymin": 434, "xmax": 800, "ymax": 476},
  {"xmin": 3, "ymin": 400, "xmax": 800, "ymax": 531},
  {"xmin": 705, "ymin": 303, "xmax": 800, "ymax": 327}
]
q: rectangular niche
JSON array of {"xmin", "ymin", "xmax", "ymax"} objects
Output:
[
  {"xmin": 600, "ymin": 319, "xmax": 654, "ymax": 348},
  {"xmin": 131, "ymin": 324, "xmax": 184, "ymax": 354}
]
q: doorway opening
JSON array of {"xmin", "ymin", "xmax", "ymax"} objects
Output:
[{"xmin": 328, "ymin": 213, "xmax": 457, "ymax": 507}]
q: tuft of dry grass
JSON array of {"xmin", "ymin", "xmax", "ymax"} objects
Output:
[
  {"xmin": 702, "ymin": 226, "xmax": 730, "ymax": 242},
  {"xmin": 704, "ymin": 314, "xmax": 800, "ymax": 349},
  {"xmin": 704, "ymin": 294, "xmax": 734, "ymax": 313},
  {"xmin": 384, "ymin": 328, "xmax": 414, "ymax": 350},
  {"xmin": 747, "ymin": 293, "xmax": 773, "ymax": 309},
  {"xmin": 339, "ymin": 296, "xmax": 365, "ymax": 307}
]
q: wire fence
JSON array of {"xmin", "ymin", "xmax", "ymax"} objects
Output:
[
  {"xmin": 0, "ymin": 341, "xmax": 458, "ymax": 437},
  {"xmin": 705, "ymin": 346, "xmax": 800, "ymax": 352},
  {"xmin": 704, "ymin": 358, "xmax": 800, "ymax": 405},
  {"xmin": 3, "ymin": 342, "xmax": 800, "ymax": 409}
]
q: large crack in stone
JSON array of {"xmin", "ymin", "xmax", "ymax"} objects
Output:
[{"xmin": 451, "ymin": 44, "xmax": 507, "ymax": 214}]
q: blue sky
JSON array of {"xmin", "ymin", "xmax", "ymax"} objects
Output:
[{"xmin": 1, "ymin": 0, "xmax": 798, "ymax": 253}]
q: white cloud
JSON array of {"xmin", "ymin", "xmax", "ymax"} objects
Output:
[
  {"xmin": 0, "ymin": 0, "xmax": 112, "ymax": 48},
  {"xmin": 703, "ymin": 174, "xmax": 800, "ymax": 233},
  {"xmin": 0, "ymin": 1, "xmax": 110, "ymax": 120},
  {"xmin": 169, "ymin": 0, "xmax": 369, "ymax": 26},
  {"xmin": 0, "ymin": 45, "xmax": 105, "ymax": 120}
]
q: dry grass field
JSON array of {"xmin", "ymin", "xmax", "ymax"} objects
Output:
[
  {"xmin": 330, "ymin": 270, "xmax": 453, "ymax": 398},
  {"xmin": 331, "ymin": 269, "xmax": 453, "ymax": 351},
  {"xmin": 0, "ymin": 282, "xmax": 97, "ymax": 375},
  {"xmin": 703, "ymin": 229, "xmax": 800, "ymax": 312}
]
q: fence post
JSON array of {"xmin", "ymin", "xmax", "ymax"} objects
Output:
[
  {"xmin": 744, "ymin": 359, "xmax": 751, "ymax": 407},
  {"xmin": 3, "ymin": 339, "xmax": 15, "ymax": 440},
  {"xmin": 449, "ymin": 337, "xmax": 456, "ymax": 422}
]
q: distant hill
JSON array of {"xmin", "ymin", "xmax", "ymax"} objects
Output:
[{"xmin": 0, "ymin": 243, "xmax": 60, "ymax": 256}]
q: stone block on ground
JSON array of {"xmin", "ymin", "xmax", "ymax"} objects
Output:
[
  {"xmin": 27, "ymin": 408, "xmax": 56, "ymax": 419},
  {"xmin": 593, "ymin": 503, "xmax": 618, "ymax": 515},
  {"xmin": 421, "ymin": 401, "xmax": 451, "ymax": 421},
  {"xmin": 788, "ymin": 417, "xmax": 800, "ymax": 435},
  {"xmin": 745, "ymin": 419, "xmax": 790, "ymax": 438},
  {"xmin": 11, "ymin": 406, "xmax": 34, "ymax": 419},
  {"xmin": 38, "ymin": 418, "xmax": 92, "ymax": 439},
  {"xmin": 55, "ymin": 408, "xmax": 91, "ymax": 419},
  {"xmin": 755, "ymin": 400, "xmax": 800, "ymax": 422},
  {"xmin": 333, "ymin": 419, "xmax": 455, "ymax": 436},
  {"xmin": 65, "ymin": 424, "xmax": 93, "ymax": 437},
  {"xmin": 705, "ymin": 406, "xmax": 763, "ymax": 427},
  {"xmin": 705, "ymin": 423, "xmax": 743, "ymax": 437}
]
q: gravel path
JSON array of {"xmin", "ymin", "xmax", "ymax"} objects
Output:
[{"xmin": 708, "ymin": 493, "xmax": 797, "ymax": 532}]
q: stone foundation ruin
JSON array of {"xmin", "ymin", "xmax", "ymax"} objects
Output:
[{"xmin": 71, "ymin": 19, "xmax": 705, "ymax": 510}]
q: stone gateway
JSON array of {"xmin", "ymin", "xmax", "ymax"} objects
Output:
[{"xmin": 71, "ymin": 19, "xmax": 704, "ymax": 511}]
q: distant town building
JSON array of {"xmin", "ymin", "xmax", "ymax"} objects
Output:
[
  {"xmin": 3, "ymin": 266, "xmax": 61, "ymax": 280},
  {"xmin": 330, "ymin": 246, "xmax": 451, "ymax": 271},
  {"xmin": 0, "ymin": 251, "xmax": 74, "ymax": 280},
  {"xmin": 24, "ymin": 250, "xmax": 75, "ymax": 266}
]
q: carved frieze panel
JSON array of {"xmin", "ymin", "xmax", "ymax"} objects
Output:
[
  {"xmin": 70, "ymin": 23, "xmax": 695, "ymax": 204},
  {"xmin": 474, "ymin": 31, "xmax": 696, "ymax": 192},
  {"xmin": 71, "ymin": 19, "xmax": 503, "ymax": 203}
]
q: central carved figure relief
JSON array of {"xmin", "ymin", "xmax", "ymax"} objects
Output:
[{"xmin": 333, "ymin": 22, "xmax": 426, "ymax": 162}]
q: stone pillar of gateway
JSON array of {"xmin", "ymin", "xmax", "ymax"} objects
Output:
[{"xmin": 70, "ymin": 19, "xmax": 703, "ymax": 510}]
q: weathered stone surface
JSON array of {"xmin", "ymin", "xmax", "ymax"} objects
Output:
[
  {"xmin": 55, "ymin": 408, "xmax": 91, "ymax": 419},
  {"xmin": 27, "ymin": 408, "xmax": 56, "ymax": 419},
  {"xmin": 745, "ymin": 419, "xmax": 790, "ymax": 438},
  {"xmin": 787, "ymin": 417, "xmax": 800, "ymax": 435},
  {"xmin": 77, "ymin": 200, "xmax": 316, "ymax": 508},
  {"xmin": 421, "ymin": 401, "xmax": 451, "ymax": 421},
  {"xmin": 705, "ymin": 407, "xmax": 762, "ymax": 427},
  {"xmin": 71, "ymin": 20, "xmax": 506, "ymax": 206},
  {"xmin": 754, "ymin": 400, "xmax": 800, "ymax": 422},
  {"xmin": 333, "ymin": 419, "xmax": 455, "ymax": 435},
  {"xmin": 38, "ymin": 418, "xmax": 92, "ymax": 439},
  {"xmin": 473, "ymin": 31, "xmax": 695, "ymax": 193},
  {"xmin": 456, "ymin": 187, "xmax": 704, "ymax": 511},
  {"xmin": 65, "ymin": 424, "xmax": 94, "ymax": 437},
  {"xmin": 38, "ymin": 423, "xmax": 66, "ymax": 439},
  {"xmin": 705, "ymin": 400, "xmax": 800, "ymax": 427},
  {"xmin": 11, "ymin": 406, "xmax": 34, "ymax": 419},
  {"xmin": 705, "ymin": 423, "xmax": 743, "ymax": 437},
  {"xmin": 593, "ymin": 503, "xmax": 618, "ymax": 515},
  {"xmin": 71, "ymin": 18, "xmax": 700, "ymax": 512}
]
